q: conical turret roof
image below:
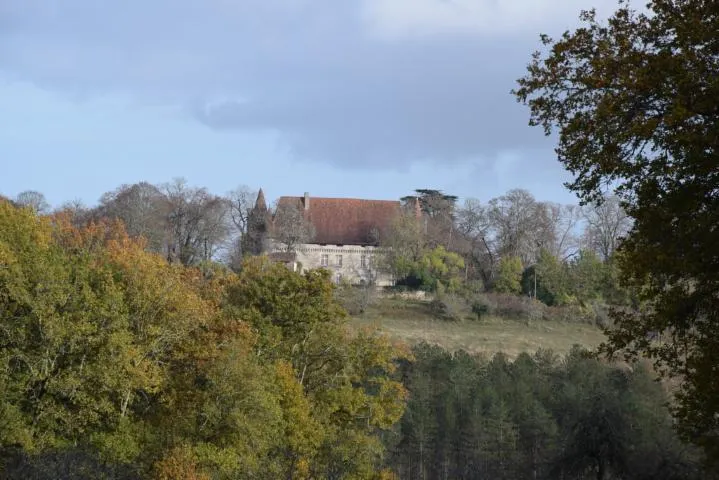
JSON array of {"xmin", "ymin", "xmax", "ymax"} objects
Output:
[{"xmin": 254, "ymin": 188, "xmax": 267, "ymax": 210}]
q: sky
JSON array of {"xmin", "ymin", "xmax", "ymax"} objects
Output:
[{"xmin": 0, "ymin": 0, "xmax": 621, "ymax": 208}]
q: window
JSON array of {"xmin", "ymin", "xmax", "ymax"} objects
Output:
[
  {"xmin": 335, "ymin": 273, "xmax": 342, "ymax": 284},
  {"xmin": 361, "ymin": 255, "xmax": 367, "ymax": 268},
  {"xmin": 336, "ymin": 254, "xmax": 343, "ymax": 267},
  {"xmin": 320, "ymin": 254, "xmax": 328, "ymax": 267}
]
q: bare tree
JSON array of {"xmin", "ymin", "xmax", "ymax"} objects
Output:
[
  {"xmin": 536, "ymin": 202, "xmax": 581, "ymax": 260},
  {"xmin": 162, "ymin": 178, "xmax": 230, "ymax": 265},
  {"xmin": 271, "ymin": 202, "xmax": 315, "ymax": 252},
  {"xmin": 54, "ymin": 199, "xmax": 93, "ymax": 228},
  {"xmin": 455, "ymin": 198, "xmax": 496, "ymax": 285},
  {"xmin": 486, "ymin": 189, "xmax": 545, "ymax": 265},
  {"xmin": 97, "ymin": 182, "xmax": 169, "ymax": 252},
  {"xmin": 15, "ymin": 190, "xmax": 50, "ymax": 214},
  {"xmin": 581, "ymin": 195, "xmax": 632, "ymax": 261},
  {"xmin": 225, "ymin": 185, "xmax": 258, "ymax": 263},
  {"xmin": 226, "ymin": 185, "xmax": 257, "ymax": 237}
]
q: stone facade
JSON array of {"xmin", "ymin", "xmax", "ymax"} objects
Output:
[
  {"xmin": 250, "ymin": 190, "xmax": 407, "ymax": 286},
  {"xmin": 269, "ymin": 240, "xmax": 393, "ymax": 286}
]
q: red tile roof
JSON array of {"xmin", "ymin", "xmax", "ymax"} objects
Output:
[{"xmin": 275, "ymin": 196, "xmax": 401, "ymax": 246}]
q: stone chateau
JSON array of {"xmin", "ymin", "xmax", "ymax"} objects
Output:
[{"xmin": 247, "ymin": 190, "xmax": 417, "ymax": 286}]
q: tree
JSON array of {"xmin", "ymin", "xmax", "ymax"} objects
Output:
[
  {"xmin": 15, "ymin": 190, "xmax": 50, "ymax": 214},
  {"xmin": 487, "ymin": 189, "xmax": 544, "ymax": 266},
  {"xmin": 225, "ymin": 185, "xmax": 258, "ymax": 265},
  {"xmin": 226, "ymin": 185, "xmax": 257, "ymax": 239},
  {"xmin": 401, "ymin": 189, "xmax": 458, "ymax": 249},
  {"xmin": 271, "ymin": 202, "xmax": 315, "ymax": 252},
  {"xmin": 97, "ymin": 182, "xmax": 169, "ymax": 253},
  {"xmin": 538, "ymin": 202, "xmax": 581, "ymax": 260},
  {"xmin": 379, "ymin": 211, "xmax": 426, "ymax": 286},
  {"xmin": 524, "ymin": 249, "xmax": 569, "ymax": 305},
  {"xmin": 0, "ymin": 199, "xmax": 409, "ymax": 479},
  {"xmin": 162, "ymin": 178, "xmax": 230, "ymax": 265},
  {"xmin": 455, "ymin": 198, "xmax": 496, "ymax": 287},
  {"xmin": 514, "ymin": 0, "xmax": 719, "ymax": 462},
  {"xmin": 493, "ymin": 256, "xmax": 523, "ymax": 294},
  {"xmin": 0, "ymin": 201, "xmax": 217, "ymax": 466},
  {"xmin": 417, "ymin": 246, "xmax": 465, "ymax": 292},
  {"xmin": 223, "ymin": 257, "xmax": 408, "ymax": 478},
  {"xmin": 53, "ymin": 198, "xmax": 93, "ymax": 228},
  {"xmin": 581, "ymin": 195, "xmax": 632, "ymax": 261},
  {"xmin": 568, "ymin": 249, "xmax": 605, "ymax": 305}
]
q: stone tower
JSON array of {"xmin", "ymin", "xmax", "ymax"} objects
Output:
[{"xmin": 244, "ymin": 188, "xmax": 271, "ymax": 256}]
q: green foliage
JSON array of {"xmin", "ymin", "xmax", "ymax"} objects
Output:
[
  {"xmin": 417, "ymin": 246, "xmax": 465, "ymax": 292},
  {"xmin": 383, "ymin": 220, "xmax": 465, "ymax": 292},
  {"xmin": 223, "ymin": 257, "xmax": 408, "ymax": 477},
  {"xmin": 0, "ymin": 200, "xmax": 409, "ymax": 479},
  {"xmin": 386, "ymin": 343, "xmax": 703, "ymax": 479},
  {"xmin": 493, "ymin": 256, "xmax": 523, "ymax": 294},
  {"xmin": 523, "ymin": 249, "xmax": 568, "ymax": 305},
  {"xmin": 514, "ymin": 0, "xmax": 719, "ymax": 463},
  {"xmin": 522, "ymin": 249, "xmax": 629, "ymax": 314},
  {"xmin": 380, "ymin": 212, "xmax": 425, "ymax": 285}
]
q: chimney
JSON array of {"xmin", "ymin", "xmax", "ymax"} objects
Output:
[{"xmin": 304, "ymin": 192, "xmax": 310, "ymax": 211}]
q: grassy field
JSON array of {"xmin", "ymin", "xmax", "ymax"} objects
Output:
[{"xmin": 349, "ymin": 297, "xmax": 606, "ymax": 358}]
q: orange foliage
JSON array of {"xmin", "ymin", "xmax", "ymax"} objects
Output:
[{"xmin": 153, "ymin": 446, "xmax": 210, "ymax": 480}]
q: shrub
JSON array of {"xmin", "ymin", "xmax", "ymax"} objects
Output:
[
  {"xmin": 491, "ymin": 293, "xmax": 545, "ymax": 321},
  {"xmin": 334, "ymin": 282, "xmax": 377, "ymax": 315},
  {"xmin": 590, "ymin": 301, "xmax": 612, "ymax": 328},
  {"xmin": 471, "ymin": 294, "xmax": 496, "ymax": 320},
  {"xmin": 430, "ymin": 293, "xmax": 468, "ymax": 321}
]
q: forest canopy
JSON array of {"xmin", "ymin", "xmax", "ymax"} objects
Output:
[{"xmin": 0, "ymin": 198, "xmax": 406, "ymax": 479}]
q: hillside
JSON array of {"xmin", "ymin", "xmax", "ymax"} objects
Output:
[{"xmin": 349, "ymin": 297, "xmax": 606, "ymax": 358}]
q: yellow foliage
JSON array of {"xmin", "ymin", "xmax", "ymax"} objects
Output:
[{"xmin": 0, "ymin": 202, "xmax": 409, "ymax": 478}]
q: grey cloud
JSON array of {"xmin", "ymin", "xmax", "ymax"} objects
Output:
[{"xmin": 2, "ymin": 0, "xmax": 562, "ymax": 168}]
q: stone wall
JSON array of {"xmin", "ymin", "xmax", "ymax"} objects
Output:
[{"xmin": 269, "ymin": 241, "xmax": 394, "ymax": 286}]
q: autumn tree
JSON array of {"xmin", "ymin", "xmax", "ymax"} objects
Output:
[
  {"xmin": 97, "ymin": 181, "xmax": 169, "ymax": 253},
  {"xmin": 223, "ymin": 257, "xmax": 408, "ymax": 478},
  {"xmin": 0, "ymin": 198, "xmax": 410, "ymax": 479},
  {"xmin": 514, "ymin": 0, "xmax": 719, "ymax": 462},
  {"xmin": 0, "ymin": 200, "xmax": 218, "ymax": 471},
  {"xmin": 53, "ymin": 198, "xmax": 93, "ymax": 228}
]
